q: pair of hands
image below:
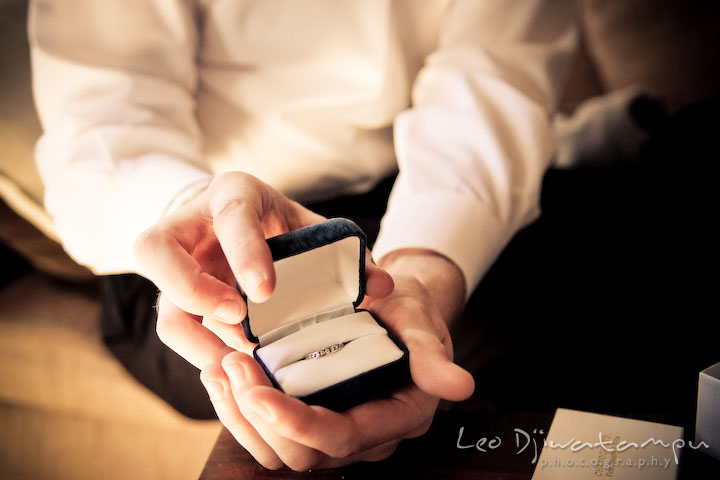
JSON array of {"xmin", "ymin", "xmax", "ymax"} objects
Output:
[{"xmin": 134, "ymin": 172, "xmax": 475, "ymax": 470}]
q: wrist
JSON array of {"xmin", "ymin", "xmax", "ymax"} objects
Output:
[{"xmin": 377, "ymin": 248, "xmax": 466, "ymax": 323}]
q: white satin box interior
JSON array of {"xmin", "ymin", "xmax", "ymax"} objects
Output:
[{"xmin": 239, "ymin": 218, "xmax": 410, "ymax": 411}]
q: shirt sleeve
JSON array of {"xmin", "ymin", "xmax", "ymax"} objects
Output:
[
  {"xmin": 29, "ymin": 0, "xmax": 212, "ymax": 274},
  {"xmin": 373, "ymin": 0, "xmax": 578, "ymax": 296}
]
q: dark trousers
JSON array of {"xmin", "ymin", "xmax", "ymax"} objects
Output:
[{"xmin": 101, "ymin": 98, "xmax": 718, "ymax": 423}]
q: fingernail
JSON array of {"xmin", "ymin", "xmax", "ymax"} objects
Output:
[
  {"xmin": 249, "ymin": 401, "xmax": 276, "ymax": 424},
  {"xmin": 214, "ymin": 300, "xmax": 244, "ymax": 323},
  {"xmin": 242, "ymin": 269, "xmax": 267, "ymax": 300},
  {"xmin": 222, "ymin": 361, "xmax": 246, "ymax": 386},
  {"xmin": 368, "ymin": 251, "xmax": 377, "ymax": 265},
  {"xmin": 204, "ymin": 380, "xmax": 225, "ymax": 402}
]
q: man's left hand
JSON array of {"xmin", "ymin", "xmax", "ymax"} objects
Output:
[{"xmin": 199, "ymin": 250, "xmax": 475, "ymax": 470}]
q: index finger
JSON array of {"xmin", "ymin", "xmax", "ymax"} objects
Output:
[
  {"xmin": 134, "ymin": 203, "xmax": 247, "ymax": 323},
  {"xmin": 155, "ymin": 293, "xmax": 235, "ymax": 369},
  {"xmin": 207, "ymin": 179, "xmax": 276, "ymax": 304},
  {"xmin": 207, "ymin": 174, "xmax": 327, "ymax": 303}
]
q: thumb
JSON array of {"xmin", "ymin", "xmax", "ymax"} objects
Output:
[
  {"xmin": 403, "ymin": 328, "xmax": 475, "ymax": 402},
  {"xmin": 364, "ymin": 250, "xmax": 394, "ymax": 299}
]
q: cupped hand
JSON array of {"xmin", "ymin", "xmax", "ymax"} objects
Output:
[{"xmin": 199, "ymin": 266, "xmax": 475, "ymax": 471}]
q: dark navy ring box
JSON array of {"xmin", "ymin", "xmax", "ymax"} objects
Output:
[{"xmin": 238, "ymin": 218, "xmax": 410, "ymax": 411}]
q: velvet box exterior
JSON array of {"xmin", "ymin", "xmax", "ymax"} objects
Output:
[{"xmin": 239, "ymin": 218, "xmax": 410, "ymax": 411}]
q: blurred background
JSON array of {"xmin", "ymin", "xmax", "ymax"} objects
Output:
[{"xmin": 1, "ymin": 1, "xmax": 718, "ymax": 479}]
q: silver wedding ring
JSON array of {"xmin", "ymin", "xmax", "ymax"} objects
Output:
[{"xmin": 304, "ymin": 343, "xmax": 345, "ymax": 360}]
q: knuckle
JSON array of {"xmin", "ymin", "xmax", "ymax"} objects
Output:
[
  {"xmin": 208, "ymin": 173, "xmax": 265, "ymax": 220},
  {"xmin": 285, "ymin": 452, "xmax": 321, "ymax": 473},
  {"xmin": 155, "ymin": 311, "xmax": 174, "ymax": 345},
  {"xmin": 287, "ymin": 416, "xmax": 313, "ymax": 439},
  {"xmin": 209, "ymin": 172, "xmax": 257, "ymax": 200},
  {"xmin": 405, "ymin": 419, "xmax": 433, "ymax": 439},
  {"xmin": 214, "ymin": 198, "xmax": 251, "ymax": 223},
  {"xmin": 182, "ymin": 268, "xmax": 207, "ymax": 308},
  {"xmin": 326, "ymin": 425, "xmax": 362, "ymax": 458},
  {"xmin": 204, "ymin": 320, "xmax": 248, "ymax": 351},
  {"xmin": 258, "ymin": 457, "xmax": 284, "ymax": 471},
  {"xmin": 353, "ymin": 441, "xmax": 400, "ymax": 463},
  {"xmin": 326, "ymin": 441, "xmax": 357, "ymax": 460},
  {"xmin": 133, "ymin": 227, "xmax": 165, "ymax": 264},
  {"xmin": 374, "ymin": 442, "xmax": 400, "ymax": 461},
  {"xmin": 211, "ymin": 171, "xmax": 252, "ymax": 188},
  {"xmin": 166, "ymin": 265, "xmax": 209, "ymax": 317},
  {"xmin": 401, "ymin": 396, "xmax": 425, "ymax": 420}
]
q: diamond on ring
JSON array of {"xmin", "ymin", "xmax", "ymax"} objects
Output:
[{"xmin": 304, "ymin": 343, "xmax": 345, "ymax": 360}]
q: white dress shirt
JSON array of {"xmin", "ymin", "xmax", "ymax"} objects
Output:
[{"xmin": 30, "ymin": 0, "xmax": 576, "ymax": 294}]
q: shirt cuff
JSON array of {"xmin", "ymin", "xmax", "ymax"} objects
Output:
[
  {"xmin": 108, "ymin": 155, "xmax": 212, "ymax": 272},
  {"xmin": 372, "ymin": 191, "xmax": 509, "ymax": 299},
  {"xmin": 90, "ymin": 155, "xmax": 212, "ymax": 274}
]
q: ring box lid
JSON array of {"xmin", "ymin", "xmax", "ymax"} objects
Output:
[{"xmin": 240, "ymin": 219, "xmax": 367, "ymax": 346}]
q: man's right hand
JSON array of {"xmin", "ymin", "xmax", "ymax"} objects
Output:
[{"xmin": 133, "ymin": 170, "xmax": 394, "ymax": 367}]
